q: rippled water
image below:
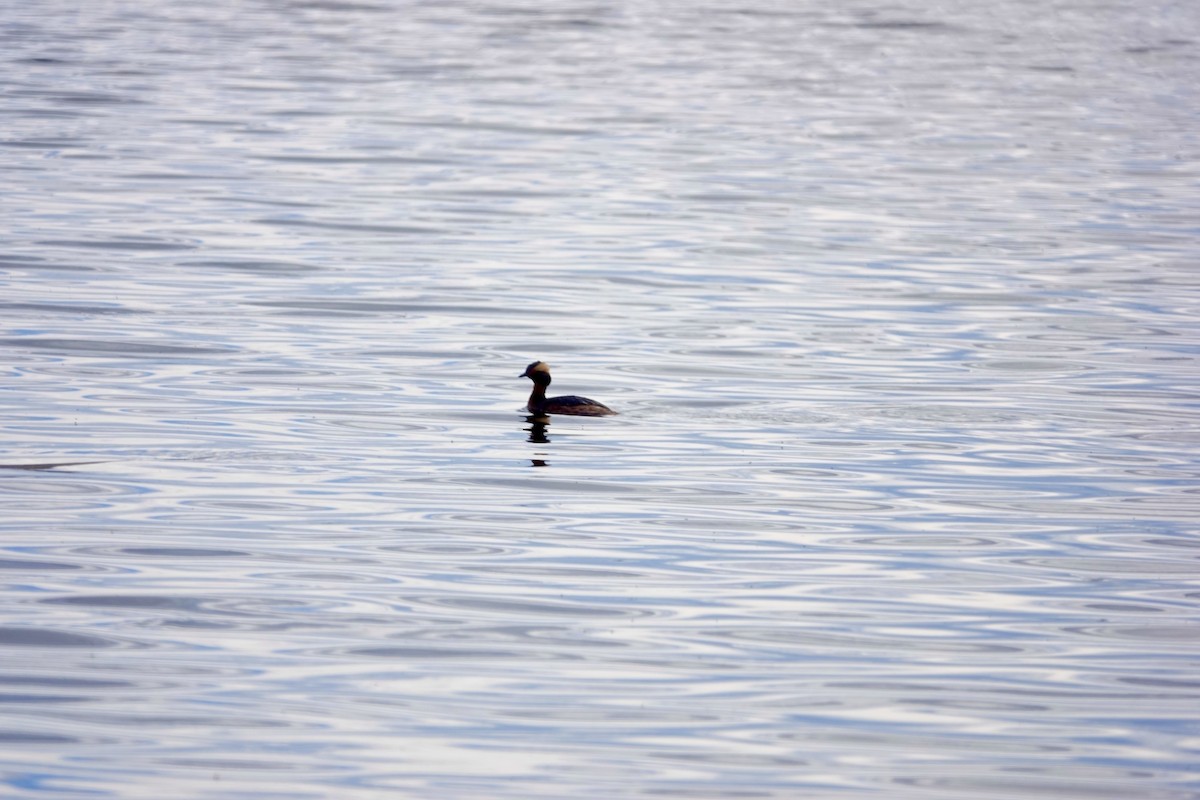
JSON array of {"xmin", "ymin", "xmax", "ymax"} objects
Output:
[{"xmin": 3, "ymin": 0, "xmax": 1200, "ymax": 797}]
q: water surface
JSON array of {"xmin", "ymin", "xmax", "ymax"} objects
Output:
[{"xmin": 2, "ymin": 0, "xmax": 1199, "ymax": 797}]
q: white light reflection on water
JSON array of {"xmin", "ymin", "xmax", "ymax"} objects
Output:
[{"xmin": 2, "ymin": 0, "xmax": 1200, "ymax": 797}]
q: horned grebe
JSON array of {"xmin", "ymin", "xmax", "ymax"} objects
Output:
[{"xmin": 519, "ymin": 361, "xmax": 616, "ymax": 416}]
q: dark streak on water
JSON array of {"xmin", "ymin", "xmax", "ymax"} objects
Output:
[{"xmin": 2, "ymin": 0, "xmax": 1200, "ymax": 798}]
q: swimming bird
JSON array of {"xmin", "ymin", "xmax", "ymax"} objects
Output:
[{"xmin": 519, "ymin": 361, "xmax": 616, "ymax": 416}]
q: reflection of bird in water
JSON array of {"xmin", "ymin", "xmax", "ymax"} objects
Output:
[
  {"xmin": 525, "ymin": 416, "xmax": 550, "ymax": 444},
  {"xmin": 519, "ymin": 361, "xmax": 616, "ymax": 417},
  {"xmin": 524, "ymin": 416, "xmax": 550, "ymax": 466}
]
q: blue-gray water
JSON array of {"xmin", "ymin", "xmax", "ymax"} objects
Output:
[{"xmin": 3, "ymin": 0, "xmax": 1199, "ymax": 797}]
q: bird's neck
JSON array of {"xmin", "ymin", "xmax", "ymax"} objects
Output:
[{"xmin": 527, "ymin": 382, "xmax": 548, "ymax": 412}]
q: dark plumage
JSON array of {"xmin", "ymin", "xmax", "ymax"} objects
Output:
[{"xmin": 519, "ymin": 361, "xmax": 616, "ymax": 417}]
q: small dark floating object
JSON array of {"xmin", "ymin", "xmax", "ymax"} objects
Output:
[{"xmin": 519, "ymin": 361, "xmax": 616, "ymax": 417}]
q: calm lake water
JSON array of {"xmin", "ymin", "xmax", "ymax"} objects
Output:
[{"xmin": 3, "ymin": 0, "xmax": 1200, "ymax": 797}]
